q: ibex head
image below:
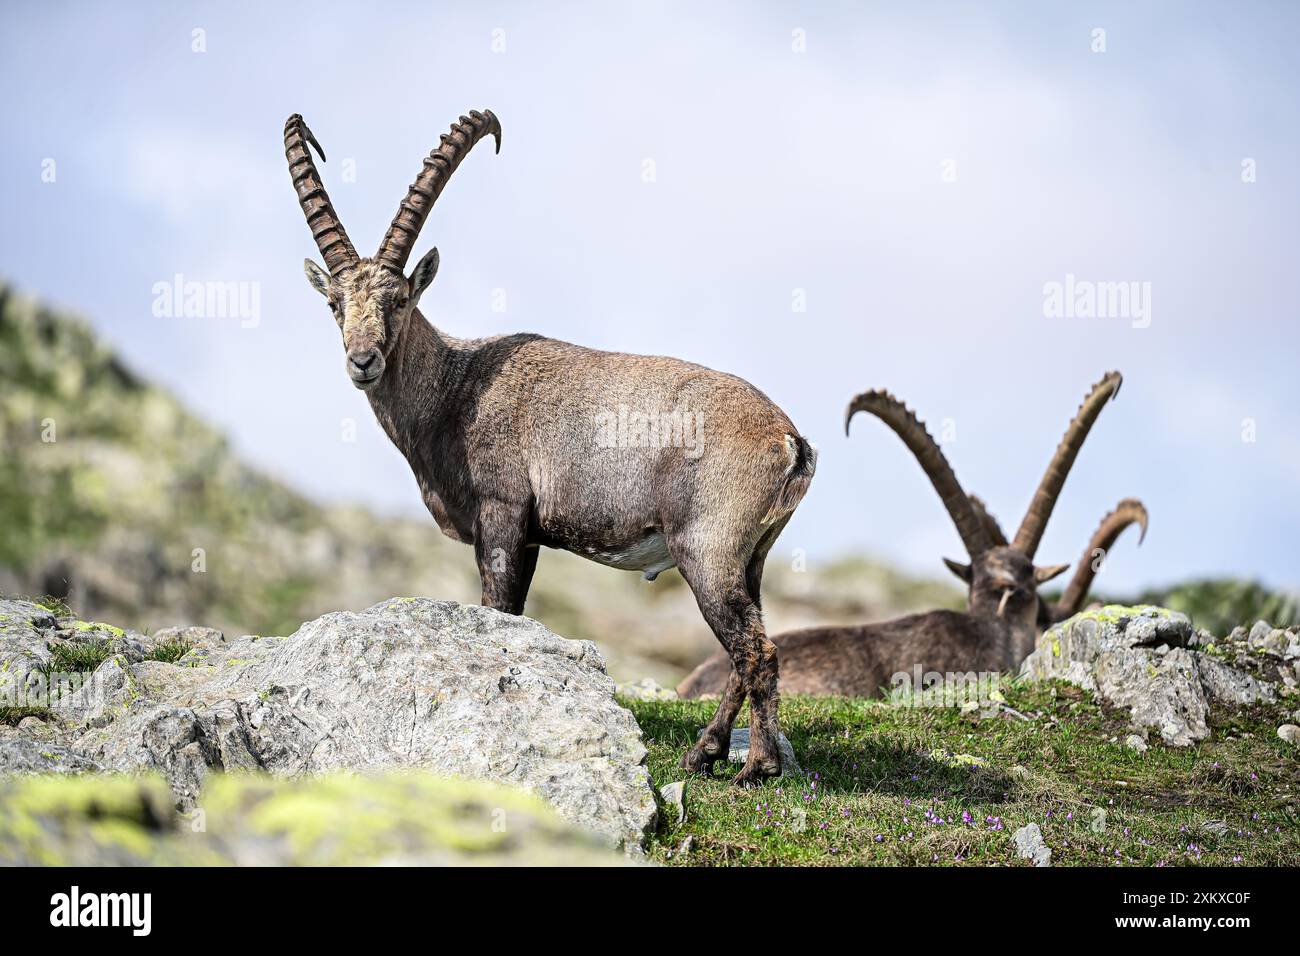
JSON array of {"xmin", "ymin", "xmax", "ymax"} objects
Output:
[
  {"xmin": 285, "ymin": 111, "xmax": 501, "ymax": 389},
  {"xmin": 845, "ymin": 372, "xmax": 1127, "ymax": 630}
]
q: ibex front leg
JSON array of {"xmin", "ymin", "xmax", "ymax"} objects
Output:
[{"xmin": 474, "ymin": 500, "xmax": 538, "ymax": 615}]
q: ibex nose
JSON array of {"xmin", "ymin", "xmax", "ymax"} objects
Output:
[
  {"xmin": 348, "ymin": 349, "xmax": 378, "ymax": 372},
  {"xmin": 346, "ymin": 348, "xmax": 384, "ymax": 388}
]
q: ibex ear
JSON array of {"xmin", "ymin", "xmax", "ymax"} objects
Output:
[
  {"xmin": 942, "ymin": 558, "xmax": 972, "ymax": 583},
  {"xmin": 304, "ymin": 259, "xmax": 331, "ymax": 298},
  {"xmin": 409, "ymin": 247, "xmax": 440, "ymax": 302},
  {"xmin": 1034, "ymin": 563, "xmax": 1070, "ymax": 585}
]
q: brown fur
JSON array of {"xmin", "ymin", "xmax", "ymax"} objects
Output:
[
  {"xmin": 287, "ymin": 111, "xmax": 816, "ymax": 785},
  {"xmin": 680, "ymin": 376, "xmax": 1147, "ymax": 701},
  {"xmin": 680, "ymin": 545, "xmax": 1050, "ymax": 699}
]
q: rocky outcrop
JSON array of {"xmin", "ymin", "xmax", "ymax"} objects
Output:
[
  {"xmin": 0, "ymin": 597, "xmax": 657, "ymax": 853},
  {"xmin": 1021, "ymin": 606, "xmax": 1297, "ymax": 746},
  {"xmin": 0, "ymin": 771, "xmax": 625, "ymax": 866}
]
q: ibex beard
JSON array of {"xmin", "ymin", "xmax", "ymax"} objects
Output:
[{"xmin": 286, "ymin": 109, "xmax": 816, "ymax": 785}]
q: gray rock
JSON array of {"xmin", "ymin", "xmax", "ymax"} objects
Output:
[
  {"xmin": 1278, "ymin": 724, "xmax": 1300, "ymax": 745},
  {"xmin": 1021, "ymin": 606, "xmax": 1283, "ymax": 747},
  {"xmin": 727, "ymin": 727, "xmax": 801, "ymax": 775},
  {"xmin": 1126, "ymin": 647, "xmax": 1209, "ymax": 746},
  {"xmin": 1248, "ymin": 620, "xmax": 1274, "ymax": 644},
  {"xmin": 0, "ymin": 600, "xmax": 152, "ymax": 718},
  {"xmin": 1124, "ymin": 734, "xmax": 1148, "ymax": 753},
  {"xmin": 149, "ymin": 625, "xmax": 225, "ymax": 648},
  {"xmin": 1013, "ymin": 822, "xmax": 1052, "ymax": 866},
  {"xmin": 0, "ymin": 738, "xmax": 103, "ymax": 774},
  {"xmin": 659, "ymin": 780, "xmax": 686, "ymax": 826},
  {"xmin": 1199, "ymin": 655, "xmax": 1276, "ymax": 706},
  {"xmin": 616, "ymin": 677, "xmax": 678, "ymax": 701},
  {"xmin": 148, "ymin": 625, "xmax": 227, "ymax": 665},
  {"xmin": 74, "ymin": 598, "xmax": 657, "ymax": 852}
]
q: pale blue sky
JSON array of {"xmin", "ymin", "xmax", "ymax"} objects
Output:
[{"xmin": 2, "ymin": 1, "xmax": 1297, "ymax": 590}]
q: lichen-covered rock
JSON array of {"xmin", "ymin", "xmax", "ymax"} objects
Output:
[
  {"xmin": 0, "ymin": 599, "xmax": 149, "ymax": 721},
  {"xmin": 71, "ymin": 598, "xmax": 657, "ymax": 852},
  {"xmin": 0, "ymin": 771, "xmax": 625, "ymax": 866},
  {"xmin": 1022, "ymin": 606, "xmax": 1208, "ymax": 745},
  {"xmin": 0, "ymin": 738, "xmax": 103, "ymax": 774},
  {"xmin": 1022, "ymin": 606, "xmax": 1288, "ymax": 747}
]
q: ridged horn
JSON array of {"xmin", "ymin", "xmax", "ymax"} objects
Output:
[
  {"xmin": 375, "ymin": 109, "xmax": 502, "ymax": 271},
  {"xmin": 284, "ymin": 115, "xmax": 359, "ymax": 275},
  {"xmin": 846, "ymin": 391, "xmax": 993, "ymax": 559},
  {"xmin": 1053, "ymin": 498, "xmax": 1148, "ymax": 620},
  {"xmin": 1013, "ymin": 371, "xmax": 1123, "ymax": 557}
]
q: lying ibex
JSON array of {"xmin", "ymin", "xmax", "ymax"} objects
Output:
[
  {"xmin": 285, "ymin": 110, "xmax": 815, "ymax": 784},
  {"xmin": 679, "ymin": 373, "xmax": 1145, "ymax": 700}
]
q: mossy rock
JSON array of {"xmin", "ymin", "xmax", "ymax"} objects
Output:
[{"xmin": 0, "ymin": 771, "xmax": 626, "ymax": 866}]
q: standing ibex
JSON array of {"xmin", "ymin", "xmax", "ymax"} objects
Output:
[
  {"xmin": 285, "ymin": 110, "xmax": 815, "ymax": 784},
  {"xmin": 679, "ymin": 373, "xmax": 1146, "ymax": 699}
]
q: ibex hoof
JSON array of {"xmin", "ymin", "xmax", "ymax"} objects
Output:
[
  {"xmin": 678, "ymin": 747, "xmax": 719, "ymax": 776},
  {"xmin": 732, "ymin": 760, "xmax": 781, "ymax": 788}
]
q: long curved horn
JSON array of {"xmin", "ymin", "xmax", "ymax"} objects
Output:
[
  {"xmin": 1052, "ymin": 498, "xmax": 1148, "ymax": 620},
  {"xmin": 968, "ymin": 495, "xmax": 1007, "ymax": 546},
  {"xmin": 1013, "ymin": 371, "xmax": 1123, "ymax": 557},
  {"xmin": 375, "ymin": 109, "xmax": 502, "ymax": 272},
  {"xmin": 284, "ymin": 115, "xmax": 359, "ymax": 275},
  {"xmin": 846, "ymin": 391, "xmax": 992, "ymax": 558}
]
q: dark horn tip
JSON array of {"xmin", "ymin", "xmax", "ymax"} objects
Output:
[
  {"xmin": 844, "ymin": 395, "xmax": 866, "ymax": 436},
  {"xmin": 843, "ymin": 390, "xmax": 882, "ymax": 435}
]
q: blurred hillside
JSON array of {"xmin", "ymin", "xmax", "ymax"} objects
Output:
[
  {"xmin": 3, "ymin": 285, "xmax": 1292, "ymax": 682},
  {"xmin": 0, "ymin": 284, "xmax": 965, "ymax": 683}
]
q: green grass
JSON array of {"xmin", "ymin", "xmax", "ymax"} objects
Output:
[
  {"xmin": 0, "ymin": 706, "xmax": 51, "ymax": 726},
  {"xmin": 39, "ymin": 638, "xmax": 114, "ymax": 676},
  {"xmin": 625, "ymin": 681, "xmax": 1300, "ymax": 866},
  {"xmin": 142, "ymin": 637, "xmax": 193, "ymax": 664}
]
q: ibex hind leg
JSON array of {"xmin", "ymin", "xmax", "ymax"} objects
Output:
[
  {"xmin": 679, "ymin": 665, "xmax": 745, "ymax": 775},
  {"xmin": 671, "ymin": 539, "xmax": 782, "ymax": 785},
  {"xmin": 732, "ymin": 515, "xmax": 789, "ymax": 786}
]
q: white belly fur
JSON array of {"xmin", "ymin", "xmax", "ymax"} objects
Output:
[{"xmin": 584, "ymin": 532, "xmax": 677, "ymax": 581}]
